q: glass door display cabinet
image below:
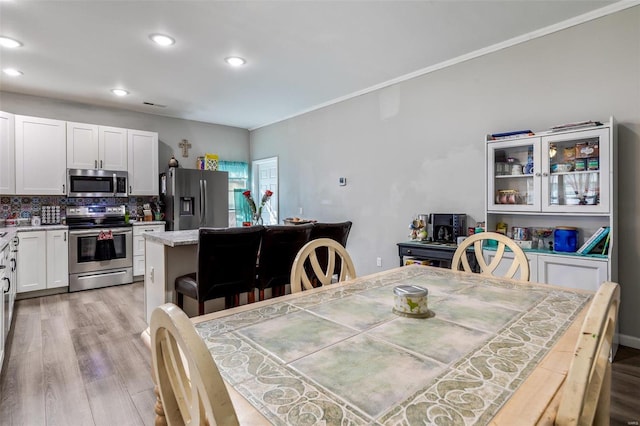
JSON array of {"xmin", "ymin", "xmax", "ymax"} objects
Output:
[
  {"xmin": 487, "ymin": 126, "xmax": 611, "ymax": 214},
  {"xmin": 484, "ymin": 117, "xmax": 616, "ymax": 291}
]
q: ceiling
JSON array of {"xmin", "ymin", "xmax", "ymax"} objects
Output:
[{"xmin": 0, "ymin": 1, "xmax": 621, "ymax": 130}]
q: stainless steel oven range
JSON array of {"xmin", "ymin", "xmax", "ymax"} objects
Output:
[{"xmin": 67, "ymin": 205, "xmax": 133, "ymax": 292}]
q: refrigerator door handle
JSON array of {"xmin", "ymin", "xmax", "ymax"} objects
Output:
[
  {"xmin": 202, "ymin": 179, "xmax": 208, "ymax": 224},
  {"xmin": 199, "ymin": 179, "xmax": 204, "ymax": 226}
]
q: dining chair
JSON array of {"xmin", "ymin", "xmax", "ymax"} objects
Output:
[
  {"xmin": 307, "ymin": 221, "xmax": 353, "ymax": 286},
  {"xmin": 451, "ymin": 231, "xmax": 530, "ymax": 281},
  {"xmin": 256, "ymin": 223, "xmax": 313, "ymax": 300},
  {"xmin": 175, "ymin": 226, "xmax": 264, "ymax": 315},
  {"xmin": 310, "ymin": 221, "xmax": 353, "ymax": 246},
  {"xmin": 555, "ymin": 281, "xmax": 620, "ymax": 426},
  {"xmin": 290, "ymin": 237, "xmax": 356, "ymax": 293},
  {"xmin": 150, "ymin": 303, "xmax": 239, "ymax": 426}
]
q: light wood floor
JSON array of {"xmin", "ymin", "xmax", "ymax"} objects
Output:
[
  {"xmin": 0, "ymin": 282, "xmax": 156, "ymax": 426},
  {"xmin": 1, "ymin": 282, "xmax": 639, "ymax": 425}
]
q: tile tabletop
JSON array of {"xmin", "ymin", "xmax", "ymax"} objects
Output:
[{"xmin": 195, "ymin": 266, "xmax": 591, "ymax": 425}]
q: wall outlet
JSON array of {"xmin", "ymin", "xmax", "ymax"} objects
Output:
[
  {"xmin": 376, "ymin": 257, "xmax": 382, "ymax": 267},
  {"xmin": 299, "ymin": 207, "xmax": 303, "ymax": 215}
]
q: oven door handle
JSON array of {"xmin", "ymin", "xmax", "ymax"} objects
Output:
[{"xmin": 70, "ymin": 229, "xmax": 132, "ymax": 236}]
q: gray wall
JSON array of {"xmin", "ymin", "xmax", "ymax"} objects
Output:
[
  {"xmin": 0, "ymin": 91, "xmax": 250, "ymax": 172},
  {"xmin": 250, "ymin": 7, "xmax": 640, "ymax": 344}
]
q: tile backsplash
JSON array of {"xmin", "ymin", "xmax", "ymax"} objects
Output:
[{"xmin": 0, "ymin": 195, "xmax": 158, "ymax": 221}]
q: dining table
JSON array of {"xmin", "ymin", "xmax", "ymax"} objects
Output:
[{"xmin": 142, "ymin": 264, "xmax": 593, "ymax": 425}]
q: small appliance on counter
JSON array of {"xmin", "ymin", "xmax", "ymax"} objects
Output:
[{"xmin": 427, "ymin": 214, "xmax": 467, "ymax": 243}]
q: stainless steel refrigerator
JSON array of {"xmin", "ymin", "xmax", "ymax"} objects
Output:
[{"xmin": 161, "ymin": 167, "xmax": 229, "ymax": 230}]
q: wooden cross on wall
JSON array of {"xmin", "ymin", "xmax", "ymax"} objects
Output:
[{"xmin": 178, "ymin": 139, "xmax": 192, "ymax": 157}]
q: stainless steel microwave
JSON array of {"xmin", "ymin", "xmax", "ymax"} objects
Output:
[{"xmin": 67, "ymin": 169, "xmax": 128, "ymax": 197}]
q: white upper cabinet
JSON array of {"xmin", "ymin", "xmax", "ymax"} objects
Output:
[
  {"xmin": 0, "ymin": 111, "xmax": 15, "ymax": 194},
  {"xmin": 67, "ymin": 122, "xmax": 127, "ymax": 171},
  {"xmin": 128, "ymin": 129, "xmax": 158, "ymax": 196},
  {"xmin": 99, "ymin": 126, "xmax": 128, "ymax": 171},
  {"xmin": 15, "ymin": 115, "xmax": 67, "ymax": 195}
]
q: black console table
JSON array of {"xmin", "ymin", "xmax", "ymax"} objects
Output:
[{"xmin": 397, "ymin": 240, "xmax": 478, "ymax": 271}]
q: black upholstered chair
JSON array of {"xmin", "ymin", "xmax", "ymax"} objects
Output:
[
  {"xmin": 174, "ymin": 226, "xmax": 264, "ymax": 315},
  {"xmin": 307, "ymin": 221, "xmax": 353, "ymax": 287},
  {"xmin": 255, "ymin": 224, "xmax": 313, "ymax": 301},
  {"xmin": 310, "ymin": 221, "xmax": 353, "ymax": 246}
]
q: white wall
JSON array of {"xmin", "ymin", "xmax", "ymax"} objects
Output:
[
  {"xmin": 250, "ymin": 7, "xmax": 640, "ymax": 344},
  {"xmin": 0, "ymin": 91, "xmax": 250, "ymax": 173}
]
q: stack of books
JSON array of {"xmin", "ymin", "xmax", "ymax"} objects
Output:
[
  {"xmin": 549, "ymin": 120, "xmax": 603, "ymax": 132},
  {"xmin": 489, "ymin": 130, "xmax": 534, "ymax": 141},
  {"xmin": 576, "ymin": 226, "xmax": 610, "ymax": 255}
]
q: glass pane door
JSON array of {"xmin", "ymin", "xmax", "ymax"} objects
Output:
[
  {"xmin": 487, "ymin": 137, "xmax": 540, "ymax": 212},
  {"xmin": 541, "ymin": 128, "xmax": 609, "ymax": 213}
]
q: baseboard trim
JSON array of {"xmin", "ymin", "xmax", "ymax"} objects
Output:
[{"xmin": 619, "ymin": 333, "xmax": 640, "ymax": 350}]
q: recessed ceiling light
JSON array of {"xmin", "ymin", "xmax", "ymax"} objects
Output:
[
  {"xmin": 225, "ymin": 56, "xmax": 246, "ymax": 67},
  {"xmin": 111, "ymin": 89, "xmax": 129, "ymax": 97},
  {"xmin": 149, "ymin": 34, "xmax": 175, "ymax": 46},
  {"xmin": 0, "ymin": 37, "xmax": 22, "ymax": 48},
  {"xmin": 3, "ymin": 68, "xmax": 23, "ymax": 76}
]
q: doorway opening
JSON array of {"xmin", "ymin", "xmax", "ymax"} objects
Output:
[{"xmin": 252, "ymin": 157, "xmax": 278, "ymax": 225}]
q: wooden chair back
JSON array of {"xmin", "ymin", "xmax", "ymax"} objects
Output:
[
  {"xmin": 150, "ymin": 303, "xmax": 239, "ymax": 426},
  {"xmin": 451, "ymin": 231, "xmax": 530, "ymax": 281},
  {"xmin": 290, "ymin": 238, "xmax": 356, "ymax": 293},
  {"xmin": 555, "ymin": 281, "xmax": 620, "ymax": 426}
]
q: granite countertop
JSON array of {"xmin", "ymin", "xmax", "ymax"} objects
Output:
[
  {"xmin": 0, "ymin": 227, "xmax": 17, "ymax": 251},
  {"xmin": 1, "ymin": 224, "xmax": 70, "ymax": 250},
  {"xmin": 1, "ymin": 224, "xmax": 68, "ymax": 233},
  {"xmin": 143, "ymin": 229, "xmax": 198, "ymax": 247},
  {"xmin": 12, "ymin": 224, "xmax": 68, "ymax": 232},
  {"xmin": 131, "ymin": 220, "xmax": 166, "ymax": 226}
]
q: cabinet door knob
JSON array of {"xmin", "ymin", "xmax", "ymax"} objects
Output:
[
  {"xmin": 535, "ymin": 172, "xmax": 541, "ymax": 177},
  {"xmin": 95, "ymin": 160, "xmax": 98, "ymax": 168},
  {"xmin": 542, "ymin": 172, "xmax": 549, "ymax": 177},
  {"xmin": 407, "ymin": 249, "xmax": 412, "ymax": 254}
]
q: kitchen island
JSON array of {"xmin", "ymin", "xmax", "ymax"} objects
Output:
[{"xmin": 143, "ymin": 230, "xmax": 200, "ymax": 322}]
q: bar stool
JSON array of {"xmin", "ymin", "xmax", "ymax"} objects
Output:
[
  {"xmin": 174, "ymin": 226, "xmax": 264, "ymax": 315},
  {"xmin": 255, "ymin": 224, "xmax": 313, "ymax": 300}
]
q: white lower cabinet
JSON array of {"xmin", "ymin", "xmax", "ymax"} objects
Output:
[
  {"xmin": 16, "ymin": 231, "xmax": 47, "ymax": 292},
  {"xmin": 0, "ymin": 243, "xmax": 8, "ymax": 367},
  {"xmin": 133, "ymin": 224, "xmax": 165, "ymax": 277},
  {"xmin": 483, "ymin": 249, "xmax": 608, "ymax": 291},
  {"xmin": 46, "ymin": 230, "xmax": 69, "ymax": 289},
  {"xmin": 536, "ymin": 254, "xmax": 607, "ymax": 292},
  {"xmin": 17, "ymin": 229, "xmax": 68, "ymax": 293}
]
